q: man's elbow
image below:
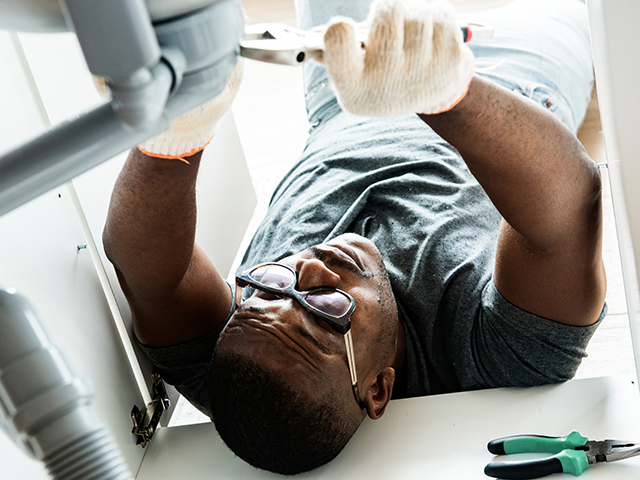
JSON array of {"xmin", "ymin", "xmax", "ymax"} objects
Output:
[
  {"xmin": 102, "ymin": 222, "xmax": 126, "ymax": 274},
  {"xmin": 582, "ymin": 158, "xmax": 603, "ymax": 227}
]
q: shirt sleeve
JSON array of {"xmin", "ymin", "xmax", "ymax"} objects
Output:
[
  {"xmin": 135, "ymin": 283, "xmax": 235, "ymax": 418},
  {"xmin": 462, "ymin": 280, "xmax": 606, "ymax": 390}
]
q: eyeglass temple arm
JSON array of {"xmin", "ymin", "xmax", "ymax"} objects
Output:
[
  {"xmin": 344, "ymin": 330, "xmax": 364, "ymax": 409},
  {"xmin": 235, "ymin": 283, "xmax": 243, "ymax": 307}
]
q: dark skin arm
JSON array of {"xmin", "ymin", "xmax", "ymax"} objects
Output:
[
  {"xmin": 103, "ymin": 149, "xmax": 231, "ymax": 347},
  {"xmin": 420, "ymin": 75, "xmax": 606, "ymax": 326}
]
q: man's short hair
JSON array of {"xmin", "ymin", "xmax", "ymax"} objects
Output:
[{"xmin": 208, "ymin": 349, "xmax": 360, "ymax": 475}]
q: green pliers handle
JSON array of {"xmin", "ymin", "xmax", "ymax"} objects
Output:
[{"xmin": 485, "ymin": 431, "xmax": 590, "ymax": 479}]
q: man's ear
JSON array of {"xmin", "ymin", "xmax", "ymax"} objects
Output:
[{"xmin": 363, "ymin": 367, "xmax": 395, "ymax": 420}]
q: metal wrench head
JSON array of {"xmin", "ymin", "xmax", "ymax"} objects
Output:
[
  {"xmin": 240, "ymin": 20, "xmax": 493, "ymax": 66},
  {"xmin": 241, "ymin": 23, "xmax": 318, "ymax": 65},
  {"xmin": 240, "ymin": 22, "xmax": 366, "ymax": 65}
]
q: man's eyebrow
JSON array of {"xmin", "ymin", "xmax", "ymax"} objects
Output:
[{"xmin": 309, "ymin": 246, "xmax": 372, "ymax": 278}]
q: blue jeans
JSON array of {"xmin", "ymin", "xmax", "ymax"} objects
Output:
[{"xmin": 294, "ymin": 0, "xmax": 594, "ymax": 134}]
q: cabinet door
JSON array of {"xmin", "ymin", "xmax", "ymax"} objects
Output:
[
  {"xmin": 0, "ymin": 31, "xmax": 147, "ymax": 478},
  {"xmin": 588, "ymin": 0, "xmax": 640, "ymax": 380},
  {"xmin": 14, "ymin": 30, "xmax": 157, "ymax": 404},
  {"xmin": 0, "ymin": 187, "xmax": 149, "ymax": 477},
  {"xmin": 0, "ymin": 34, "xmax": 50, "ymax": 479}
]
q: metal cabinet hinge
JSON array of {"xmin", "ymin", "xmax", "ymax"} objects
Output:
[{"xmin": 131, "ymin": 373, "xmax": 170, "ymax": 448}]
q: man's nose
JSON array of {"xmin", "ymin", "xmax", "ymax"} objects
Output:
[{"xmin": 295, "ymin": 258, "xmax": 341, "ymax": 291}]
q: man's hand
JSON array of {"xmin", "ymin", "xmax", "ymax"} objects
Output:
[
  {"xmin": 321, "ymin": 0, "xmax": 474, "ymax": 117},
  {"xmin": 138, "ymin": 60, "xmax": 244, "ymax": 161}
]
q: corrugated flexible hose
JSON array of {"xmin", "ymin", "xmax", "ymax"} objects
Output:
[{"xmin": 0, "ymin": 288, "xmax": 134, "ymax": 480}]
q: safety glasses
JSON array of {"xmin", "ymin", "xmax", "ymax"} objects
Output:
[{"xmin": 235, "ymin": 263, "xmax": 363, "ymax": 409}]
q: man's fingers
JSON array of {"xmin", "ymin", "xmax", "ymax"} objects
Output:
[
  {"xmin": 323, "ymin": 18, "xmax": 364, "ymax": 92},
  {"xmin": 431, "ymin": 0, "xmax": 464, "ymax": 62},
  {"xmin": 403, "ymin": 0, "xmax": 434, "ymax": 66},
  {"xmin": 365, "ymin": 0, "xmax": 405, "ymax": 69}
]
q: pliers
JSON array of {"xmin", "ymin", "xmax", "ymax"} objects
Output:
[
  {"xmin": 240, "ymin": 21, "xmax": 494, "ymax": 66},
  {"xmin": 485, "ymin": 431, "xmax": 640, "ymax": 479}
]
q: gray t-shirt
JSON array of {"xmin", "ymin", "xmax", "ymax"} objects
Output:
[{"xmin": 139, "ymin": 105, "xmax": 604, "ymax": 417}]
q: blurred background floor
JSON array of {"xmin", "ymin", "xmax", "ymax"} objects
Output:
[{"xmin": 173, "ymin": 0, "xmax": 636, "ymax": 426}]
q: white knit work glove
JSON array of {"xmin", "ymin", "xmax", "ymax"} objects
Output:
[
  {"xmin": 321, "ymin": 0, "xmax": 474, "ymax": 117},
  {"xmin": 138, "ymin": 59, "xmax": 244, "ymax": 161}
]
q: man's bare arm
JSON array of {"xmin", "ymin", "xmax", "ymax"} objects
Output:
[
  {"xmin": 102, "ymin": 63, "xmax": 243, "ymax": 347},
  {"xmin": 420, "ymin": 75, "xmax": 606, "ymax": 326},
  {"xmin": 103, "ymin": 149, "xmax": 231, "ymax": 347}
]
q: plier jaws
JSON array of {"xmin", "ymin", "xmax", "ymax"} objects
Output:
[{"xmin": 582, "ymin": 439, "xmax": 640, "ymax": 464}]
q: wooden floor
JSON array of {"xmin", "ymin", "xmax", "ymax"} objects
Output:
[{"xmin": 174, "ymin": 0, "xmax": 637, "ymax": 427}]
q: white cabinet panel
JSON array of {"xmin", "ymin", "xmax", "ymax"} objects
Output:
[
  {"xmin": 588, "ymin": 0, "xmax": 640, "ymax": 381},
  {"xmin": 17, "ymin": 31, "xmax": 103, "ymax": 127},
  {"xmin": 0, "ymin": 189, "xmax": 147, "ymax": 478},
  {"xmin": 0, "ymin": 32, "xmax": 47, "ymax": 152},
  {"xmin": 136, "ymin": 376, "xmax": 640, "ymax": 479},
  {"xmin": 0, "ymin": 429, "xmax": 49, "ymax": 480},
  {"xmin": 0, "ymin": 28, "xmax": 147, "ymax": 478}
]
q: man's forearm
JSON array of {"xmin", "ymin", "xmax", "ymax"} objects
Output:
[
  {"xmin": 103, "ymin": 148, "xmax": 232, "ymax": 346},
  {"xmin": 103, "ymin": 148, "xmax": 202, "ymax": 301},
  {"xmin": 419, "ymin": 75, "xmax": 601, "ymax": 251}
]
